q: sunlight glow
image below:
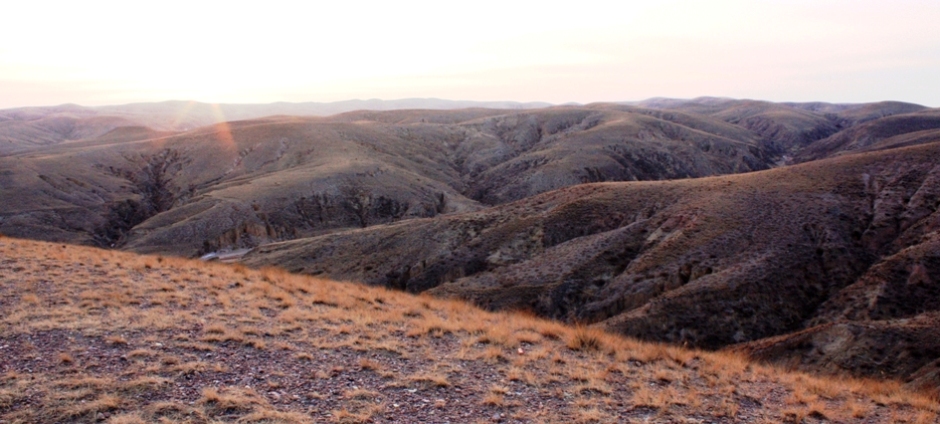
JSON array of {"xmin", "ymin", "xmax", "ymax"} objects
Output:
[
  {"xmin": 1, "ymin": 0, "xmax": 938, "ymax": 107},
  {"xmin": 208, "ymin": 103, "xmax": 236, "ymax": 153}
]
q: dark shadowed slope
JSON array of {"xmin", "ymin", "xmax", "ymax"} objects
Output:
[
  {"xmin": 737, "ymin": 230, "xmax": 940, "ymax": 392},
  {"xmin": 243, "ymin": 141, "xmax": 940, "ymax": 386}
]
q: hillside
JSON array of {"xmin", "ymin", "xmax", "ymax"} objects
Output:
[
  {"xmin": 5, "ymin": 98, "xmax": 940, "ymax": 394},
  {"xmin": 637, "ymin": 98, "xmax": 932, "ymax": 160},
  {"xmin": 793, "ymin": 110, "xmax": 940, "ymax": 162},
  {"xmin": 5, "ymin": 100, "xmax": 935, "ymax": 257},
  {"xmin": 635, "ymin": 98, "xmax": 843, "ymax": 157},
  {"xmin": 0, "ymin": 105, "xmax": 775, "ymax": 256},
  {"xmin": 0, "ymin": 112, "xmax": 164, "ymax": 156},
  {"xmin": 1, "ymin": 237, "xmax": 938, "ymax": 423},
  {"xmin": 243, "ymin": 140, "xmax": 940, "ymax": 388}
]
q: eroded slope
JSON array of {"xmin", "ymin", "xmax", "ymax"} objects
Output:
[
  {"xmin": 243, "ymin": 141, "xmax": 940, "ymax": 386},
  {"xmin": 1, "ymin": 106, "xmax": 777, "ymax": 255}
]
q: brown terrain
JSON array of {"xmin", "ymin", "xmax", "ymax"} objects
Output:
[
  {"xmin": 3, "ymin": 97, "xmax": 940, "ymax": 404},
  {"xmin": 0, "ymin": 103, "xmax": 774, "ymax": 255},
  {"xmin": 2, "ymin": 237, "xmax": 938, "ymax": 423},
  {"xmin": 242, "ymin": 141, "xmax": 940, "ymax": 389}
]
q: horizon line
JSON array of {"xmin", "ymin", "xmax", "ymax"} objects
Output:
[{"xmin": 1, "ymin": 96, "xmax": 932, "ymax": 111}]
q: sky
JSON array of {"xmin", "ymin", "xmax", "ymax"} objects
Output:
[{"xmin": 1, "ymin": 0, "xmax": 939, "ymax": 108}]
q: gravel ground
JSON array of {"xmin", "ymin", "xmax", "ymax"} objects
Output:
[{"xmin": 1, "ymin": 237, "xmax": 937, "ymax": 423}]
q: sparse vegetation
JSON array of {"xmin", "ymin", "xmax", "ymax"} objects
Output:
[
  {"xmin": 6, "ymin": 100, "xmax": 940, "ymax": 401},
  {"xmin": 1, "ymin": 238, "xmax": 938, "ymax": 422}
]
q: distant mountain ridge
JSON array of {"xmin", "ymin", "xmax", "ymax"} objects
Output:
[{"xmin": 1, "ymin": 98, "xmax": 555, "ymax": 131}]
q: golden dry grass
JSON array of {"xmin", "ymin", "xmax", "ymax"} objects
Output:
[{"xmin": 0, "ymin": 237, "xmax": 937, "ymax": 423}]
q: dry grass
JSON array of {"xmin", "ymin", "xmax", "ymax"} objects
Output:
[
  {"xmin": 566, "ymin": 325, "xmax": 606, "ymax": 352},
  {"xmin": 408, "ymin": 372, "xmax": 451, "ymax": 388},
  {"xmin": 0, "ymin": 237, "xmax": 937, "ymax": 423}
]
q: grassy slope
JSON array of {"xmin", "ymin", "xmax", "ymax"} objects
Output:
[{"xmin": 1, "ymin": 236, "xmax": 938, "ymax": 423}]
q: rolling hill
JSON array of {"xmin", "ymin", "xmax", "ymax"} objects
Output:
[
  {"xmin": 0, "ymin": 104, "xmax": 775, "ymax": 256},
  {"xmin": 793, "ymin": 109, "xmax": 940, "ymax": 162},
  {"xmin": 4, "ymin": 97, "xmax": 940, "ymax": 393}
]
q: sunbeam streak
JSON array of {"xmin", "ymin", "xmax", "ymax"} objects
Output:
[{"xmin": 209, "ymin": 103, "xmax": 237, "ymax": 155}]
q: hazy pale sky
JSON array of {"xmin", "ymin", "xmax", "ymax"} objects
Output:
[{"xmin": 2, "ymin": 0, "xmax": 938, "ymax": 108}]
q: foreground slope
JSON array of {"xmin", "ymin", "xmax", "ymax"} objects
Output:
[
  {"xmin": 1, "ymin": 237, "xmax": 937, "ymax": 423},
  {"xmin": 244, "ymin": 141, "xmax": 940, "ymax": 387}
]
